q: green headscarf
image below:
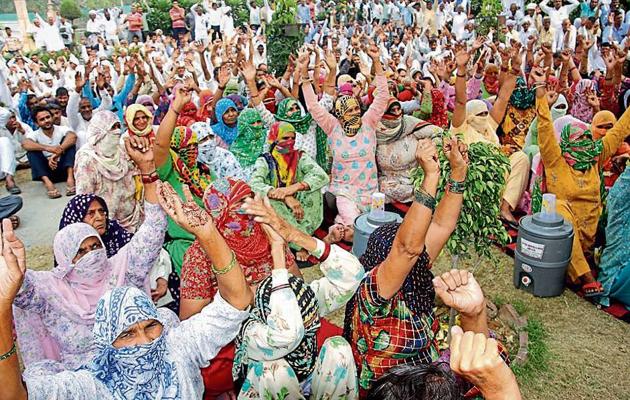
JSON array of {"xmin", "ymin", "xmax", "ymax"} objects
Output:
[
  {"xmin": 509, "ymin": 76, "xmax": 536, "ymax": 110},
  {"xmin": 559, "ymin": 121, "xmax": 603, "ymax": 171},
  {"xmin": 275, "ymin": 98, "xmax": 331, "ymax": 173},
  {"xmin": 229, "ymin": 108, "xmax": 267, "ymax": 168}
]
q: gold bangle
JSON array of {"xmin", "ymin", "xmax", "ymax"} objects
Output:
[{"xmin": 212, "ymin": 251, "xmax": 237, "ymax": 275}]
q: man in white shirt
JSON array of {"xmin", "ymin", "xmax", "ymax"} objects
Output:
[
  {"xmin": 103, "ymin": 9, "xmax": 120, "ymax": 46},
  {"xmin": 540, "ymin": 0, "xmax": 581, "ymax": 30},
  {"xmin": 85, "ymin": 10, "xmax": 104, "ymax": 36},
  {"xmin": 451, "ymin": 6, "xmax": 468, "ymax": 41},
  {"xmin": 207, "ymin": 2, "xmax": 223, "ymax": 40},
  {"xmin": 22, "ymin": 106, "xmax": 77, "ymax": 198},
  {"xmin": 554, "ymin": 18, "xmax": 577, "ymax": 51}
]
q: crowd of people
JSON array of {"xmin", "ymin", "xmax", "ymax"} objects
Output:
[{"xmin": 0, "ymin": 0, "xmax": 628, "ymax": 398}]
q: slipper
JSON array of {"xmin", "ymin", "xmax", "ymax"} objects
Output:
[
  {"xmin": 66, "ymin": 186, "xmax": 76, "ymax": 196},
  {"xmin": 583, "ymin": 281, "xmax": 604, "ymax": 298},
  {"xmin": 6, "ymin": 185, "xmax": 21, "ymax": 195},
  {"xmin": 9, "ymin": 215, "xmax": 20, "ymax": 229},
  {"xmin": 47, "ymin": 189, "xmax": 61, "ymax": 199}
]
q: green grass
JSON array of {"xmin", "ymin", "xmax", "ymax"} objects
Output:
[{"xmin": 512, "ymin": 317, "xmax": 550, "ymax": 383}]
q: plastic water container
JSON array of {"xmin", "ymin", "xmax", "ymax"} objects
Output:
[
  {"xmin": 513, "ymin": 194, "xmax": 574, "ymax": 297},
  {"xmin": 352, "ymin": 193, "xmax": 402, "ymax": 258}
]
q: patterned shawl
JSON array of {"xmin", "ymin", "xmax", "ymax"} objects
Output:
[
  {"xmin": 233, "ymin": 274, "xmax": 320, "ymax": 383},
  {"xmin": 343, "ymin": 223, "xmax": 435, "ymax": 339},
  {"xmin": 169, "ymin": 126, "xmax": 213, "ymax": 198},
  {"xmin": 229, "ymin": 108, "xmax": 266, "ymax": 168},
  {"xmin": 570, "ymin": 79, "xmax": 596, "ymax": 123},
  {"xmin": 559, "ymin": 119, "xmax": 604, "ymax": 171},
  {"xmin": 82, "ymin": 110, "xmax": 130, "ymax": 181},
  {"xmin": 181, "ymin": 178, "xmax": 295, "ymax": 301},
  {"xmin": 262, "ymin": 122, "xmax": 302, "ymax": 188},
  {"xmin": 334, "ymin": 95, "xmax": 362, "ymax": 137},
  {"xmin": 88, "ymin": 287, "xmax": 180, "ymax": 399}
]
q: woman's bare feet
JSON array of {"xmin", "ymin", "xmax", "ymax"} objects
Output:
[{"xmin": 500, "ymin": 199, "xmax": 518, "ymax": 227}]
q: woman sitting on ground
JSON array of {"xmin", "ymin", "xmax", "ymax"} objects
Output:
[
  {"xmin": 179, "ymin": 178, "xmax": 302, "ymax": 399},
  {"xmin": 231, "ymin": 195, "xmax": 364, "ymax": 399},
  {"xmin": 344, "ymin": 137, "xmax": 478, "ymax": 397},
  {"xmin": 0, "ymin": 182, "xmax": 254, "ymax": 400},
  {"xmin": 531, "ymin": 66, "xmax": 630, "ymax": 296},
  {"xmin": 302, "ymin": 42, "xmax": 388, "ymax": 244},
  {"xmin": 153, "ymin": 86, "xmax": 214, "ymax": 308},
  {"xmin": 451, "ymin": 46, "xmax": 527, "ymax": 227},
  {"xmin": 250, "ymin": 122, "xmax": 329, "ymax": 261},
  {"xmin": 597, "ymin": 164, "xmax": 630, "ymax": 310},
  {"xmin": 75, "ymin": 110, "xmax": 144, "ymax": 232},
  {"xmin": 376, "ymin": 97, "xmax": 443, "ymax": 204},
  {"xmin": 192, "ymin": 121, "xmax": 245, "ymax": 181},
  {"xmin": 12, "ymin": 138, "xmax": 167, "ymax": 372}
]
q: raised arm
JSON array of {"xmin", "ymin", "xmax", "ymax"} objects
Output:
[
  {"xmin": 425, "ymin": 138, "xmax": 468, "ymax": 261},
  {"xmin": 154, "ymin": 85, "xmax": 192, "ymax": 167},
  {"xmin": 116, "ymin": 138, "xmax": 166, "ymax": 288},
  {"xmin": 157, "ymin": 182, "xmax": 253, "ymax": 310},
  {"xmin": 362, "ymin": 44, "xmax": 388, "ymax": 127},
  {"xmin": 452, "ymin": 48, "xmax": 470, "ymax": 128},
  {"xmin": 239, "ymin": 227, "xmax": 304, "ymax": 360},
  {"xmin": 243, "ymin": 195, "xmax": 364, "ymax": 316},
  {"xmin": 0, "ymin": 219, "xmax": 29, "ymax": 400},
  {"xmin": 531, "ymin": 66, "xmax": 563, "ymax": 168},
  {"xmin": 599, "ymin": 99, "xmax": 630, "ymax": 163},
  {"xmin": 490, "ymin": 48, "xmax": 520, "ymax": 124},
  {"xmin": 376, "ymin": 139, "xmax": 440, "ymax": 300}
]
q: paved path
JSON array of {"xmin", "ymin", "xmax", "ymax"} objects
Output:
[{"xmin": 3, "ymin": 169, "xmax": 70, "ymax": 248}]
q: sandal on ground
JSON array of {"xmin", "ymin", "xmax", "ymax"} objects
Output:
[
  {"xmin": 47, "ymin": 189, "xmax": 62, "ymax": 199},
  {"xmin": 582, "ymin": 281, "xmax": 604, "ymax": 298},
  {"xmin": 6, "ymin": 185, "xmax": 21, "ymax": 195},
  {"xmin": 9, "ymin": 215, "xmax": 20, "ymax": 229},
  {"xmin": 66, "ymin": 186, "xmax": 76, "ymax": 196}
]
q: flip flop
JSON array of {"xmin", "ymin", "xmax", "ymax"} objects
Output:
[
  {"xmin": 583, "ymin": 281, "xmax": 604, "ymax": 298},
  {"xmin": 6, "ymin": 185, "xmax": 21, "ymax": 195},
  {"xmin": 501, "ymin": 217, "xmax": 520, "ymax": 231},
  {"xmin": 66, "ymin": 186, "xmax": 76, "ymax": 196},
  {"xmin": 47, "ymin": 189, "xmax": 61, "ymax": 199}
]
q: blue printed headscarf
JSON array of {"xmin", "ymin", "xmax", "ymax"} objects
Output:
[
  {"xmin": 211, "ymin": 98, "xmax": 239, "ymax": 146},
  {"xmin": 88, "ymin": 287, "xmax": 180, "ymax": 399}
]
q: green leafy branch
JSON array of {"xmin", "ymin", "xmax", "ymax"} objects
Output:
[{"xmin": 411, "ymin": 138, "xmax": 511, "ymax": 261}]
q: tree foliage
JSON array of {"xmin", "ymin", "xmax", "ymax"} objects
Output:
[
  {"xmin": 473, "ymin": 0, "xmax": 503, "ymax": 36},
  {"xmin": 267, "ymin": 0, "xmax": 302, "ymax": 75},
  {"xmin": 411, "ymin": 137, "xmax": 511, "ymax": 260},
  {"xmin": 60, "ymin": 0, "xmax": 82, "ymax": 21}
]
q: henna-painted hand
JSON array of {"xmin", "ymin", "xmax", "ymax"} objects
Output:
[{"xmin": 157, "ymin": 181, "xmax": 213, "ymax": 236}]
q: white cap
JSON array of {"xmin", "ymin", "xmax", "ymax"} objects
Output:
[{"xmin": 526, "ymin": 3, "xmax": 536, "ymax": 10}]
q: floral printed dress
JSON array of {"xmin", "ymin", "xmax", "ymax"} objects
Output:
[{"xmin": 235, "ymin": 243, "xmax": 365, "ymax": 399}]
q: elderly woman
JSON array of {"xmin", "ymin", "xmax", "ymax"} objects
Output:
[
  {"xmin": 376, "ymin": 97, "xmax": 443, "ymax": 203},
  {"xmin": 212, "ymin": 98, "xmax": 240, "ymax": 147},
  {"xmin": 75, "ymin": 110, "xmax": 144, "ymax": 232},
  {"xmin": 12, "ymin": 142, "xmax": 166, "ymax": 371},
  {"xmin": 192, "ymin": 121, "xmax": 245, "ymax": 181},
  {"xmin": 344, "ymin": 137, "xmax": 481, "ymax": 397},
  {"xmin": 531, "ymin": 66, "xmax": 630, "ymax": 296},
  {"xmin": 302, "ymin": 43, "xmax": 387, "ymax": 244},
  {"xmin": 250, "ymin": 122, "xmax": 329, "ymax": 260},
  {"xmin": 233, "ymin": 197, "xmax": 363, "ymax": 399},
  {"xmin": 0, "ymin": 183, "xmax": 253, "ymax": 399},
  {"xmin": 451, "ymin": 48, "xmax": 527, "ymax": 227}
]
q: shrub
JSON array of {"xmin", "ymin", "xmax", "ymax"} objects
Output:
[{"xmin": 59, "ymin": 0, "xmax": 82, "ymax": 22}]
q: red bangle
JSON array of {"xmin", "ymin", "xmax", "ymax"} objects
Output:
[
  {"xmin": 141, "ymin": 171, "xmax": 159, "ymax": 184},
  {"xmin": 306, "ymin": 242, "xmax": 332, "ymax": 264}
]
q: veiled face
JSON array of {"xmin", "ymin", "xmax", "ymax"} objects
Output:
[{"xmin": 112, "ymin": 319, "xmax": 163, "ymax": 348}]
